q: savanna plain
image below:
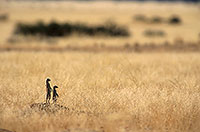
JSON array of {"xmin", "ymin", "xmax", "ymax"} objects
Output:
[{"xmin": 0, "ymin": 1, "xmax": 200, "ymax": 132}]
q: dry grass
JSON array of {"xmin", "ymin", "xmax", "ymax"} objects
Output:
[{"xmin": 0, "ymin": 52, "xmax": 200, "ymax": 132}]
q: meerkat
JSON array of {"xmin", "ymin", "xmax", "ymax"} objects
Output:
[
  {"xmin": 46, "ymin": 78, "xmax": 52, "ymax": 104},
  {"xmin": 53, "ymin": 85, "xmax": 59, "ymax": 103}
]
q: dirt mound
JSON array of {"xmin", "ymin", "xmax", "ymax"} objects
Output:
[
  {"xmin": 62, "ymin": 128, "xmax": 100, "ymax": 132},
  {"xmin": 30, "ymin": 103, "xmax": 69, "ymax": 113},
  {"xmin": 0, "ymin": 128, "xmax": 13, "ymax": 132}
]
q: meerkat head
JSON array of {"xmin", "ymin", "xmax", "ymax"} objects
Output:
[
  {"xmin": 46, "ymin": 78, "xmax": 51, "ymax": 82},
  {"xmin": 53, "ymin": 86, "xmax": 58, "ymax": 89}
]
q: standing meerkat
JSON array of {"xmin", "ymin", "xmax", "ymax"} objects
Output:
[
  {"xmin": 46, "ymin": 78, "xmax": 52, "ymax": 104},
  {"xmin": 53, "ymin": 85, "xmax": 59, "ymax": 103}
]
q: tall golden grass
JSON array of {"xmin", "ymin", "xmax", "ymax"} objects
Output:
[{"xmin": 0, "ymin": 52, "xmax": 200, "ymax": 132}]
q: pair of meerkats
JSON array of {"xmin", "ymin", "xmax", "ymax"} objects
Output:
[{"xmin": 46, "ymin": 78, "xmax": 59, "ymax": 104}]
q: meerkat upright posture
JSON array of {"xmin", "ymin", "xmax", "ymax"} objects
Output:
[
  {"xmin": 46, "ymin": 78, "xmax": 52, "ymax": 104},
  {"xmin": 53, "ymin": 85, "xmax": 59, "ymax": 103}
]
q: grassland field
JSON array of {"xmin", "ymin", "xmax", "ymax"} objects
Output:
[
  {"xmin": 0, "ymin": 52, "xmax": 200, "ymax": 132},
  {"xmin": 0, "ymin": 1, "xmax": 200, "ymax": 132}
]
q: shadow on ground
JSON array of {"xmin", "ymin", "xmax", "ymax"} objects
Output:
[
  {"xmin": 1, "ymin": 40, "xmax": 200, "ymax": 53},
  {"xmin": 30, "ymin": 103, "xmax": 70, "ymax": 113},
  {"xmin": 0, "ymin": 128, "xmax": 14, "ymax": 132}
]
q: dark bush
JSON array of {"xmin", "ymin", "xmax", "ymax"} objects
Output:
[
  {"xmin": 168, "ymin": 15, "xmax": 181, "ymax": 24},
  {"xmin": 0, "ymin": 13, "xmax": 8, "ymax": 21},
  {"xmin": 134, "ymin": 14, "xmax": 147, "ymax": 22},
  {"xmin": 149, "ymin": 16, "xmax": 163, "ymax": 24},
  {"xmin": 133, "ymin": 14, "xmax": 182, "ymax": 25},
  {"xmin": 14, "ymin": 21, "xmax": 130, "ymax": 37},
  {"xmin": 144, "ymin": 29, "xmax": 166, "ymax": 37},
  {"xmin": 134, "ymin": 15, "xmax": 163, "ymax": 24}
]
